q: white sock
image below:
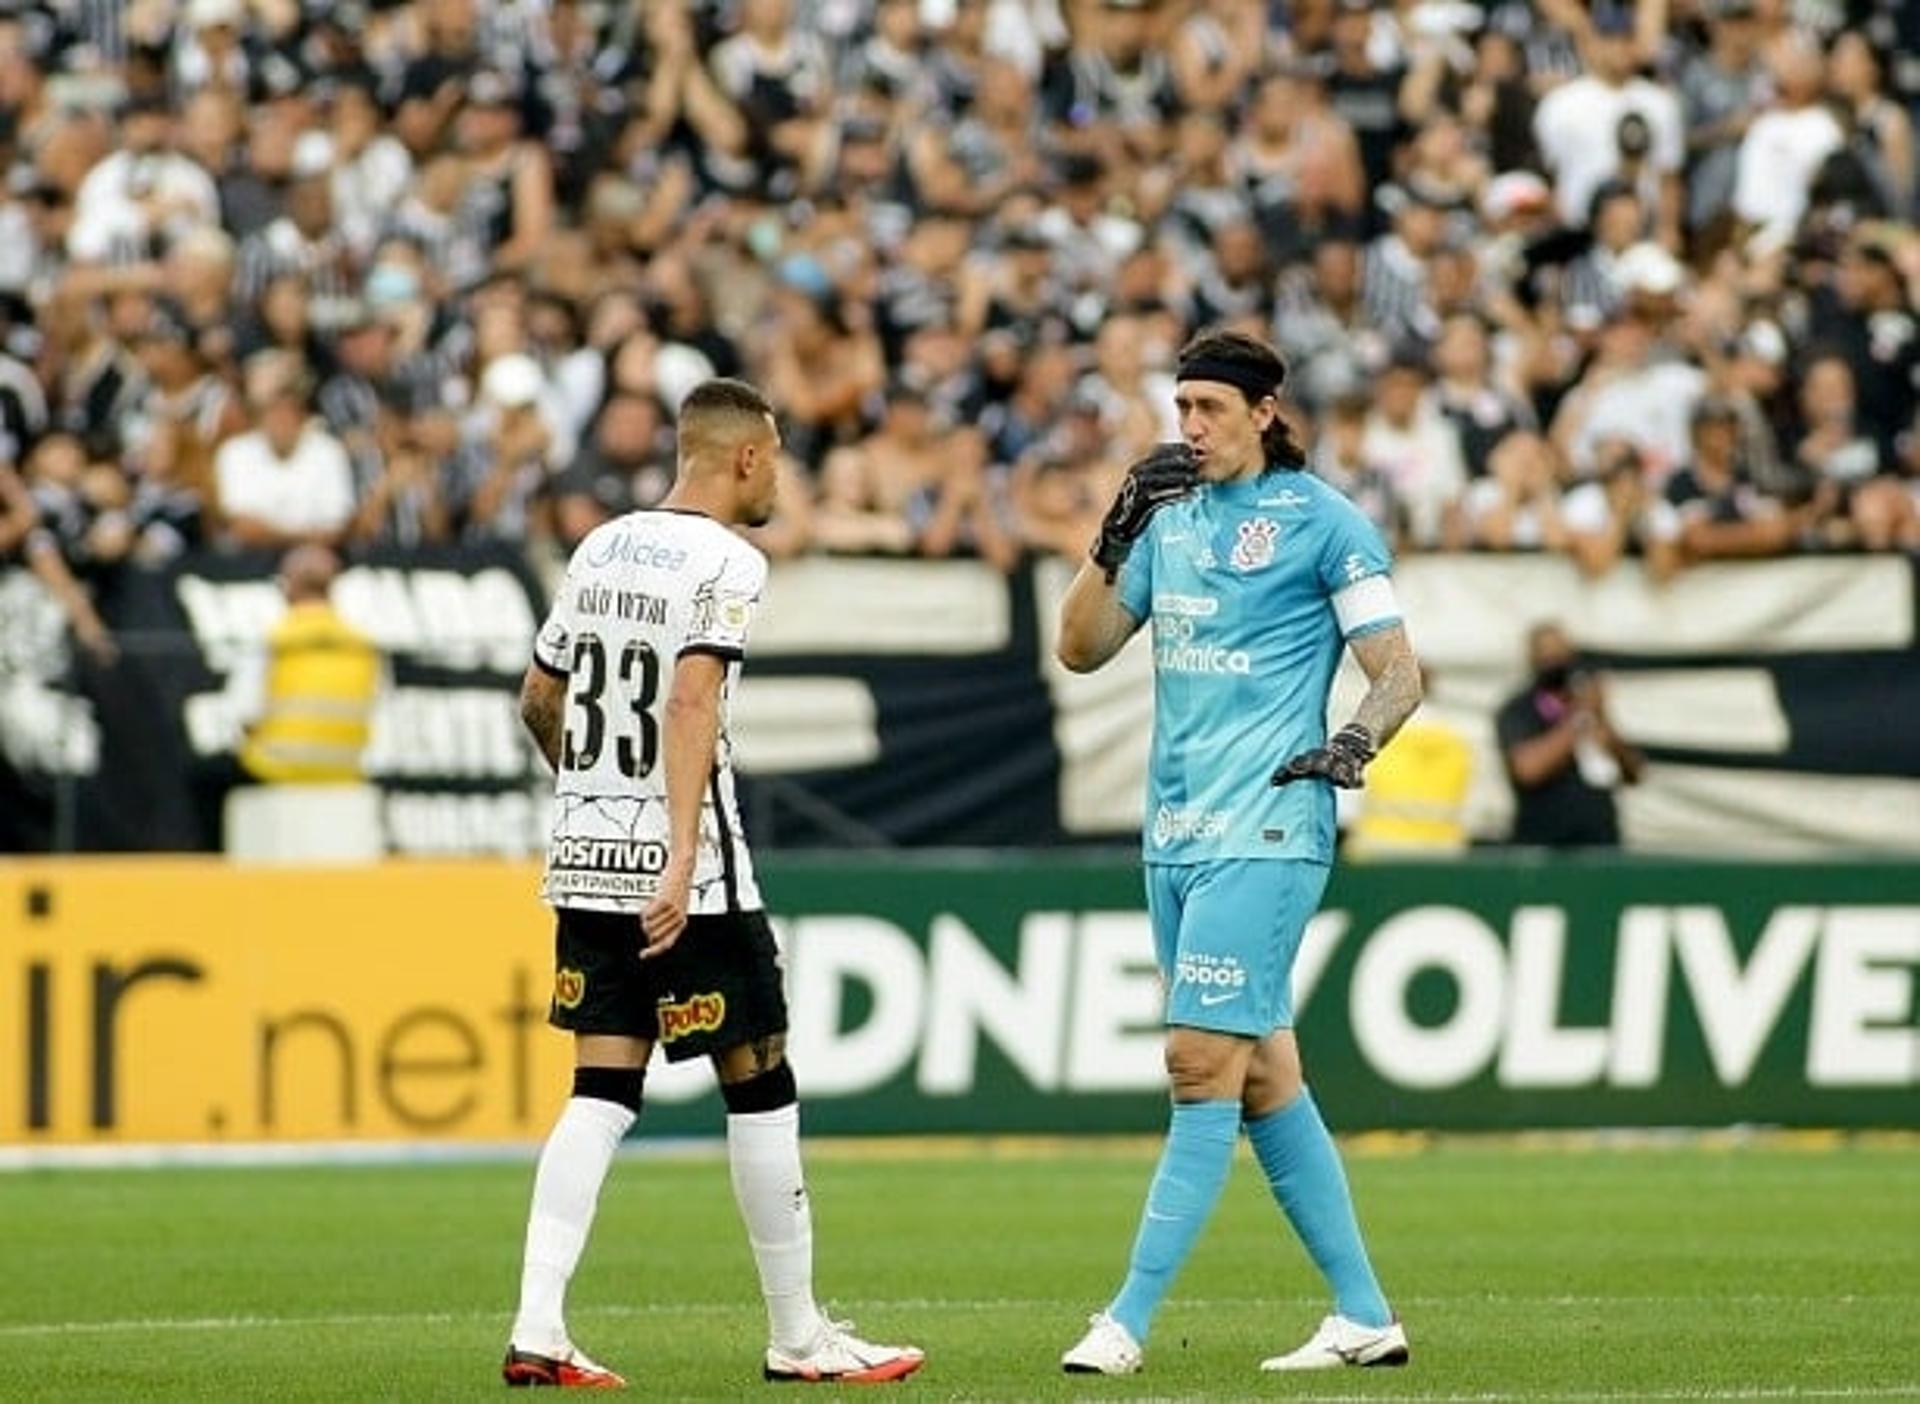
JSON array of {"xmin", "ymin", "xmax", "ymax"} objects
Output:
[
  {"xmin": 510, "ymin": 1096, "xmax": 636, "ymax": 1355},
  {"xmin": 727, "ymin": 1103, "xmax": 823, "ymax": 1352}
]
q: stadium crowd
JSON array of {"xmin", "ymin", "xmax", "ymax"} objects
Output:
[{"xmin": 0, "ymin": 0, "xmax": 1916, "ymax": 658}]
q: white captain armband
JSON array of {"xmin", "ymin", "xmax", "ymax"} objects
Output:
[{"xmin": 1331, "ymin": 574, "xmax": 1401, "ymax": 638}]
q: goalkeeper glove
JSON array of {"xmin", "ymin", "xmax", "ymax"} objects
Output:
[
  {"xmin": 1272, "ymin": 723, "xmax": 1376, "ymax": 790},
  {"xmin": 1091, "ymin": 442, "xmax": 1198, "ymax": 582}
]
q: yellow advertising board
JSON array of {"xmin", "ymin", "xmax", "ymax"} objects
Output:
[{"xmin": 0, "ymin": 860, "xmax": 570, "ymax": 1145}]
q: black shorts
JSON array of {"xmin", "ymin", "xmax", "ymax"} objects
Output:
[{"xmin": 549, "ymin": 907, "xmax": 789, "ymax": 1063}]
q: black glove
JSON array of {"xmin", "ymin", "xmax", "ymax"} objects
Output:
[
  {"xmin": 1091, "ymin": 442, "xmax": 1198, "ymax": 581},
  {"xmin": 1272, "ymin": 723, "xmax": 1376, "ymax": 790}
]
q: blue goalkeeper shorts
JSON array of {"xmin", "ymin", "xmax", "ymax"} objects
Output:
[{"xmin": 1145, "ymin": 859, "xmax": 1332, "ymax": 1037}]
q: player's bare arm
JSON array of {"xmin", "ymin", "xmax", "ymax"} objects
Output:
[
  {"xmin": 1056, "ymin": 561, "xmax": 1144, "ymax": 673},
  {"xmin": 1348, "ymin": 624, "xmax": 1423, "ymax": 752},
  {"xmin": 519, "ymin": 663, "xmax": 566, "ymax": 771},
  {"xmin": 638, "ymin": 651, "xmax": 726, "ymax": 957},
  {"xmin": 1274, "ymin": 623, "xmax": 1423, "ymax": 790}
]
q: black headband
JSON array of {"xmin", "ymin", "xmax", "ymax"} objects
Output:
[{"xmin": 1175, "ymin": 355, "xmax": 1284, "ymax": 403}]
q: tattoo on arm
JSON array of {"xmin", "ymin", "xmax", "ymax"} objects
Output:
[
  {"xmin": 1349, "ymin": 627, "xmax": 1423, "ymax": 751},
  {"xmin": 519, "ymin": 671, "xmax": 564, "ymax": 771}
]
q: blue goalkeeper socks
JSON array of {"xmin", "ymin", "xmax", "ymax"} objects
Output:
[
  {"xmin": 1108, "ymin": 1098, "xmax": 1240, "ymax": 1343},
  {"xmin": 1246, "ymin": 1088, "xmax": 1391, "ymax": 1328}
]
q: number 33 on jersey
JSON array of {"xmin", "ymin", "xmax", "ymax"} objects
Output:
[{"xmin": 532, "ymin": 510, "xmax": 767, "ymax": 915}]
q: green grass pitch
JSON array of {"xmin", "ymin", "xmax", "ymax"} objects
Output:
[{"xmin": 2, "ymin": 1141, "xmax": 1917, "ymax": 1401}]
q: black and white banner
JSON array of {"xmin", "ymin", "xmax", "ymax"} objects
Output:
[
  {"xmin": 0, "ymin": 547, "xmax": 551, "ymax": 855},
  {"xmin": 2, "ymin": 552, "xmax": 1916, "ymax": 856}
]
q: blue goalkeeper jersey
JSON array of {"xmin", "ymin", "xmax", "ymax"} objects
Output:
[{"xmin": 1116, "ymin": 466, "xmax": 1399, "ymax": 866}]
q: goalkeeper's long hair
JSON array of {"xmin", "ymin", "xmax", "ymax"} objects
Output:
[{"xmin": 1176, "ymin": 329, "xmax": 1307, "ymax": 469}]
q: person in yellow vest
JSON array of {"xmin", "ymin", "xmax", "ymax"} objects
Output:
[
  {"xmin": 1348, "ymin": 667, "xmax": 1473, "ymax": 857},
  {"xmin": 233, "ymin": 544, "xmax": 382, "ymax": 783}
]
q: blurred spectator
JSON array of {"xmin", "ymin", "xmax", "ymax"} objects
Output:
[
  {"xmin": 1531, "ymin": 5, "xmax": 1681, "ymax": 238},
  {"xmin": 1360, "ymin": 348, "xmax": 1468, "ymax": 549},
  {"xmin": 456, "ymin": 351, "xmax": 564, "ymax": 543},
  {"xmin": 0, "ymin": 455, "xmax": 115, "ymax": 661},
  {"xmin": 67, "ymin": 93, "xmax": 220, "ymax": 264},
  {"xmin": 1310, "ymin": 392, "xmax": 1402, "ymax": 545},
  {"xmin": 1561, "ymin": 181, "xmax": 1649, "ymax": 329},
  {"xmin": 1556, "ymin": 284, "xmax": 1706, "ymax": 481},
  {"xmin": 202, "ymin": 543, "xmax": 383, "ymax": 844},
  {"xmin": 1463, "ymin": 430, "xmax": 1568, "ymax": 552},
  {"xmin": 1497, "ymin": 621, "xmax": 1644, "ymax": 848},
  {"xmin": 1229, "ymin": 68, "xmax": 1365, "ymax": 259},
  {"xmin": 1324, "ymin": 0, "xmax": 1409, "ymax": 202},
  {"xmin": 1680, "ymin": 0, "xmax": 1768, "ymax": 240},
  {"xmin": 1009, "ymin": 388, "xmax": 1123, "ymax": 562},
  {"xmin": 1827, "ymin": 34, "xmax": 1914, "ymax": 220},
  {"xmin": 758, "ymin": 254, "xmax": 884, "ymax": 467},
  {"xmin": 1668, "ymin": 395, "xmax": 1826, "ymax": 562},
  {"xmin": 1732, "ymin": 34, "xmax": 1843, "ymax": 249},
  {"xmin": 214, "ymin": 352, "xmax": 354, "ymax": 549},
  {"xmin": 550, "ymin": 392, "xmax": 674, "ymax": 548},
  {"xmin": 1362, "ymin": 182, "xmax": 1455, "ymax": 346},
  {"xmin": 1432, "ymin": 312, "xmax": 1531, "ymax": 476},
  {"xmin": 1274, "ymin": 236, "xmax": 1382, "ymax": 410},
  {"xmin": 816, "ymin": 380, "xmax": 1014, "ymax": 568},
  {"xmin": 1562, "ymin": 442, "xmax": 1682, "ymax": 580},
  {"xmin": 1805, "ymin": 230, "xmax": 1920, "ymax": 466}
]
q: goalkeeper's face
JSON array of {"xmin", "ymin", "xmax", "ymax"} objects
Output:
[{"xmin": 1175, "ymin": 380, "xmax": 1272, "ymax": 481}]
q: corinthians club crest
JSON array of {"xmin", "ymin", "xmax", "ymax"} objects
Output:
[{"xmin": 1231, "ymin": 517, "xmax": 1279, "ymax": 572}]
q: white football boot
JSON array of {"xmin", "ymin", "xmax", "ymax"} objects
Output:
[
  {"xmin": 762, "ymin": 1318, "xmax": 925, "ymax": 1383},
  {"xmin": 1260, "ymin": 1313, "xmax": 1410, "ymax": 1371},
  {"xmin": 1060, "ymin": 1312, "xmax": 1143, "ymax": 1375}
]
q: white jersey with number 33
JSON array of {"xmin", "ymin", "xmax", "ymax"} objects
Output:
[{"xmin": 532, "ymin": 509, "xmax": 766, "ymax": 916}]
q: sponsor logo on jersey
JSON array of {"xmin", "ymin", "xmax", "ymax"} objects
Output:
[
  {"xmin": 1342, "ymin": 552, "xmax": 1372, "ymax": 583},
  {"xmin": 1154, "ymin": 639, "xmax": 1253, "ymax": 675},
  {"xmin": 549, "ymin": 836, "xmax": 670, "ymax": 874},
  {"xmin": 1151, "ymin": 612, "xmax": 1251, "ymax": 676},
  {"xmin": 716, "ymin": 594, "xmax": 753, "ymax": 633},
  {"xmin": 1151, "ymin": 804, "xmax": 1233, "ymax": 846},
  {"xmin": 1173, "ymin": 952, "xmax": 1248, "ymax": 989},
  {"xmin": 554, "ymin": 967, "xmax": 586, "ymax": 1010},
  {"xmin": 1231, "ymin": 517, "xmax": 1279, "ymax": 572},
  {"xmin": 1152, "ymin": 593, "xmax": 1219, "ymax": 617},
  {"xmin": 658, "ymin": 991, "xmax": 727, "ymax": 1043},
  {"xmin": 1256, "ymin": 488, "xmax": 1312, "ymax": 509},
  {"xmin": 583, "ymin": 530, "xmax": 690, "ymax": 572}
]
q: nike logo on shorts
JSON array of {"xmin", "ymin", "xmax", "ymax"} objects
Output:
[{"xmin": 1198, "ymin": 991, "xmax": 1240, "ymax": 1007}]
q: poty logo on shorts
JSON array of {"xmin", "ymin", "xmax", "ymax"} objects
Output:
[
  {"xmin": 1173, "ymin": 953, "xmax": 1248, "ymax": 988},
  {"xmin": 1231, "ymin": 517, "xmax": 1279, "ymax": 572},
  {"xmin": 658, "ymin": 991, "xmax": 727, "ymax": 1043},
  {"xmin": 554, "ymin": 967, "xmax": 586, "ymax": 1010},
  {"xmin": 1152, "ymin": 805, "xmax": 1232, "ymax": 846}
]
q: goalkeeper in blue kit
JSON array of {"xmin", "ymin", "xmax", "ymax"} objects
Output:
[{"xmin": 1056, "ymin": 329, "xmax": 1425, "ymax": 1375}]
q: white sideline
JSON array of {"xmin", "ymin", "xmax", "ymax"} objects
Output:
[
  {"xmin": 0, "ymin": 1140, "xmax": 725, "ymax": 1171},
  {"xmin": 0, "ymin": 1292, "xmax": 1903, "ymax": 1339}
]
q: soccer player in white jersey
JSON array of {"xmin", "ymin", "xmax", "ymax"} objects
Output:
[
  {"xmin": 1056, "ymin": 330, "xmax": 1425, "ymax": 1376},
  {"xmin": 503, "ymin": 378, "xmax": 924, "ymax": 1388}
]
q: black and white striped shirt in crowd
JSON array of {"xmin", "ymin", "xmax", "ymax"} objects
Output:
[
  {"xmin": 1560, "ymin": 251, "xmax": 1625, "ymax": 327},
  {"xmin": 234, "ymin": 221, "xmax": 354, "ymax": 314},
  {"xmin": 1362, "ymin": 235, "xmax": 1438, "ymax": 345},
  {"xmin": 53, "ymin": 0, "xmax": 127, "ymax": 70}
]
